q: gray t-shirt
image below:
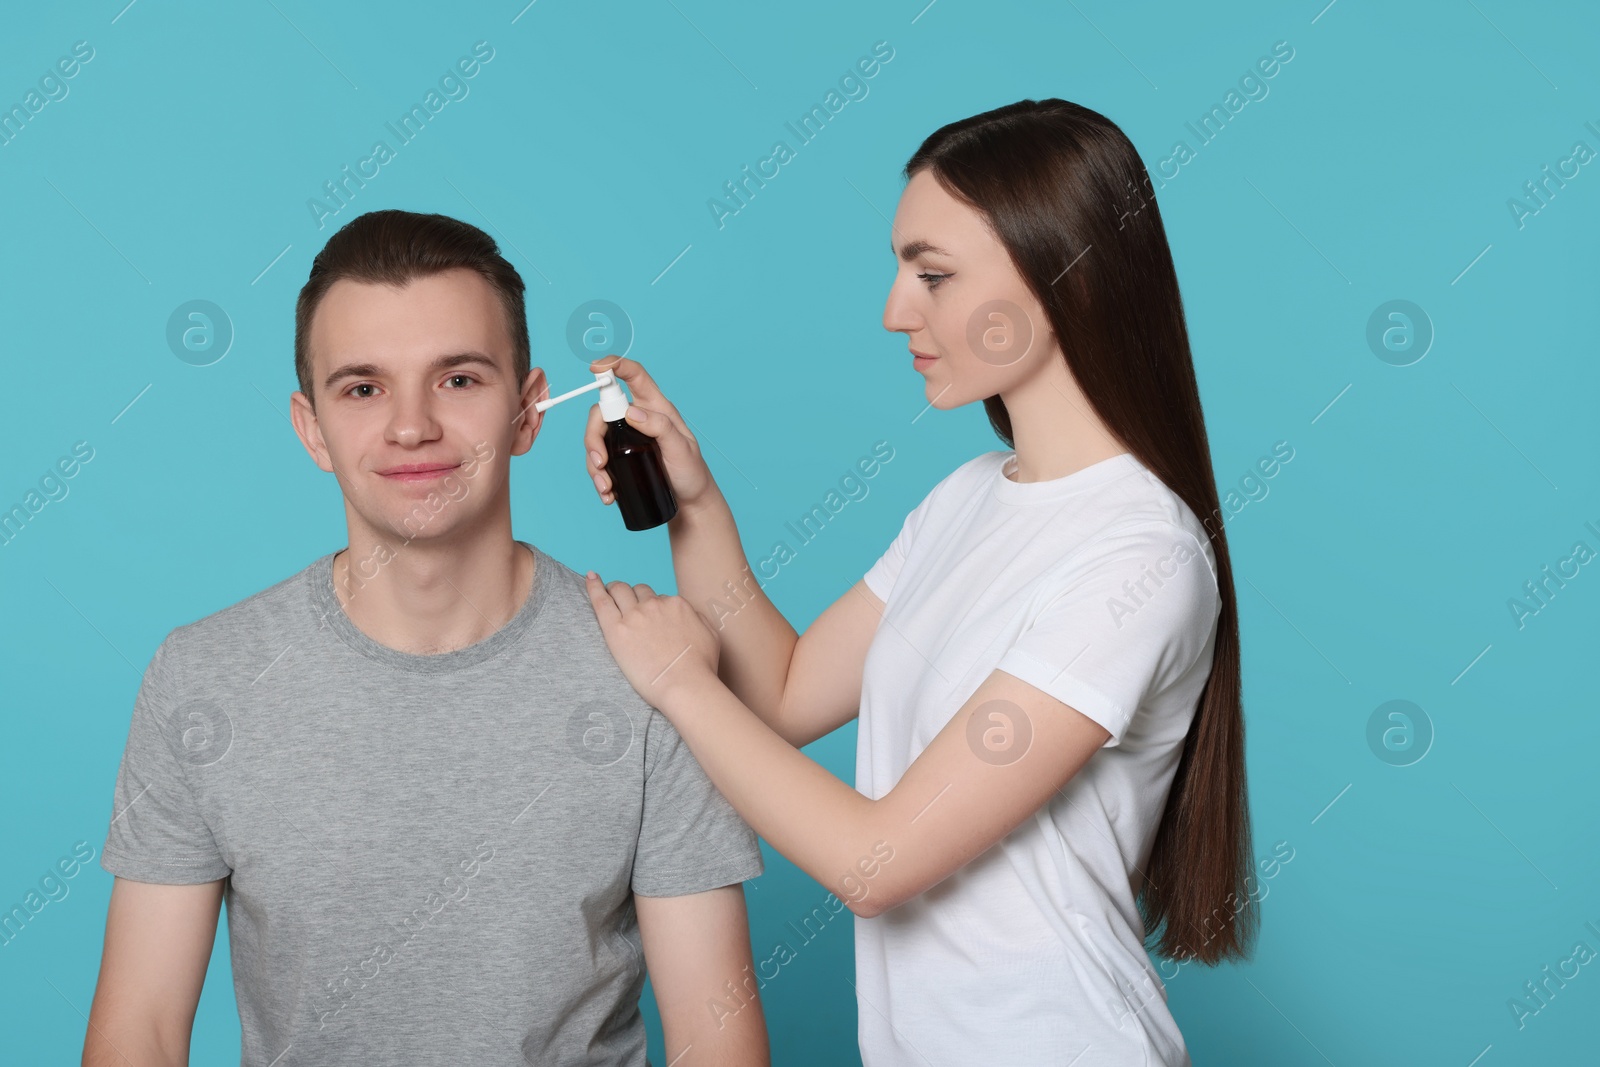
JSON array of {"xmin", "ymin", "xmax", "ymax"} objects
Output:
[{"xmin": 100, "ymin": 541, "xmax": 763, "ymax": 1066}]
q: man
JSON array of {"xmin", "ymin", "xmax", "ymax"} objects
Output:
[{"xmin": 83, "ymin": 209, "xmax": 768, "ymax": 1065}]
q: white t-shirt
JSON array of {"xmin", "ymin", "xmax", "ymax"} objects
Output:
[{"xmin": 855, "ymin": 450, "xmax": 1222, "ymax": 1067}]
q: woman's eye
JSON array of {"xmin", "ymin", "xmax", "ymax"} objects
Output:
[{"xmin": 917, "ymin": 272, "xmax": 950, "ymax": 290}]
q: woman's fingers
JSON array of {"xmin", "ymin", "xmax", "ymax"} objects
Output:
[
  {"xmin": 583, "ymin": 355, "xmax": 714, "ymax": 510},
  {"xmin": 583, "ymin": 403, "xmax": 615, "ymax": 504},
  {"xmin": 584, "ymin": 571, "xmax": 620, "ymax": 622},
  {"xmin": 588, "ymin": 357, "xmax": 697, "ymax": 446},
  {"xmin": 582, "ymin": 572, "xmax": 662, "ymax": 620},
  {"xmin": 619, "ymin": 404, "xmax": 667, "ymax": 438},
  {"xmin": 603, "ymin": 579, "xmax": 639, "ymax": 610},
  {"xmin": 613, "ymin": 403, "xmax": 706, "ymax": 485},
  {"xmin": 583, "ymin": 403, "xmax": 608, "ymax": 470}
]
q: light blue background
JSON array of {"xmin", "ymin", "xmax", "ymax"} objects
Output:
[{"xmin": 3, "ymin": 1, "xmax": 1596, "ymax": 1064}]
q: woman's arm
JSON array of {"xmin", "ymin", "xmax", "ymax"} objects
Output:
[
  {"xmin": 658, "ymin": 664, "xmax": 1110, "ymax": 918},
  {"xmin": 585, "ymin": 578, "xmax": 1110, "ymax": 917},
  {"xmin": 670, "ymin": 494, "xmax": 886, "ymax": 748},
  {"xmin": 665, "ymin": 484, "xmax": 797, "ymax": 725},
  {"xmin": 584, "ymin": 357, "xmax": 877, "ymax": 747}
]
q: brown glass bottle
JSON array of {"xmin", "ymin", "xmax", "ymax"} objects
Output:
[{"xmin": 603, "ymin": 416, "xmax": 677, "ymax": 530}]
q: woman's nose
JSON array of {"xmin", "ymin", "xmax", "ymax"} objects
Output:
[{"xmin": 883, "ymin": 275, "xmax": 921, "ymax": 334}]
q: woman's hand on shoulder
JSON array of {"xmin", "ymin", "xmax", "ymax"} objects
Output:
[{"xmin": 584, "ymin": 570, "xmax": 721, "ymax": 711}]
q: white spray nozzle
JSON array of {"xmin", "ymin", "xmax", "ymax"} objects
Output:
[
  {"xmin": 534, "ymin": 370, "xmax": 616, "ymax": 413},
  {"xmin": 597, "ymin": 372, "xmax": 629, "ymax": 422}
]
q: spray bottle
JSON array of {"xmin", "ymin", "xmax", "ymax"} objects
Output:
[{"xmin": 534, "ymin": 370, "xmax": 678, "ymax": 531}]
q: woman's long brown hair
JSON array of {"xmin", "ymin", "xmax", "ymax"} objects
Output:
[{"xmin": 906, "ymin": 99, "xmax": 1254, "ymax": 964}]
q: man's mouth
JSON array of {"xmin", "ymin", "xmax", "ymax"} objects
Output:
[{"xmin": 378, "ymin": 463, "xmax": 460, "ymax": 482}]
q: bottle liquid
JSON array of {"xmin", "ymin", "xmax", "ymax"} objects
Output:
[{"xmin": 533, "ymin": 370, "xmax": 678, "ymax": 531}]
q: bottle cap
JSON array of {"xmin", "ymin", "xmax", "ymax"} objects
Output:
[{"xmin": 598, "ymin": 371, "xmax": 629, "ymax": 422}]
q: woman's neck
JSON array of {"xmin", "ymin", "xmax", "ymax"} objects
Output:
[{"xmin": 1001, "ymin": 361, "xmax": 1128, "ymax": 483}]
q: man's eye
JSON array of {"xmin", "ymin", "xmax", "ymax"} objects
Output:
[
  {"xmin": 348, "ymin": 383, "xmax": 377, "ymax": 398},
  {"xmin": 445, "ymin": 374, "xmax": 476, "ymax": 388},
  {"xmin": 917, "ymin": 272, "xmax": 950, "ymax": 289}
]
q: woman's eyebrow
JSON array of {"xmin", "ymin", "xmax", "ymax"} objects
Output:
[{"xmin": 895, "ymin": 239, "xmax": 952, "ymax": 261}]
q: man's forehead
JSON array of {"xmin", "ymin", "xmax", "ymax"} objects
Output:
[{"xmin": 310, "ymin": 273, "xmax": 511, "ymax": 366}]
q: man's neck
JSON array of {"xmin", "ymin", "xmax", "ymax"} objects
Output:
[{"xmin": 330, "ymin": 526, "xmax": 535, "ymax": 656}]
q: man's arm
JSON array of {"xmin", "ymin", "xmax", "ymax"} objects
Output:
[
  {"xmin": 82, "ymin": 877, "xmax": 224, "ymax": 1067},
  {"xmin": 636, "ymin": 885, "xmax": 769, "ymax": 1067}
]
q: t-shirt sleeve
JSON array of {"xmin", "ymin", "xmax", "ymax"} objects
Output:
[
  {"xmin": 100, "ymin": 635, "xmax": 232, "ymax": 884},
  {"xmin": 994, "ymin": 522, "xmax": 1221, "ymax": 748},
  {"xmin": 630, "ymin": 708, "xmax": 763, "ymax": 896},
  {"xmin": 862, "ymin": 471, "xmax": 955, "ymax": 604}
]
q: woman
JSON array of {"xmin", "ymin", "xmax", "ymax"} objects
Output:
[{"xmin": 582, "ymin": 98, "xmax": 1253, "ymax": 1065}]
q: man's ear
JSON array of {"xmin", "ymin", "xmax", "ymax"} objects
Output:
[
  {"xmin": 511, "ymin": 367, "xmax": 549, "ymax": 458},
  {"xmin": 289, "ymin": 391, "xmax": 337, "ymax": 473}
]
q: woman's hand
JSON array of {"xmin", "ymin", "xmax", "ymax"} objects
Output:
[
  {"xmin": 584, "ymin": 571, "xmax": 721, "ymax": 712},
  {"xmin": 584, "ymin": 357, "xmax": 719, "ymax": 516}
]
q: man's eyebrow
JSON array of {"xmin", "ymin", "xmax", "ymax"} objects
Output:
[
  {"xmin": 894, "ymin": 238, "xmax": 952, "ymax": 261},
  {"xmin": 322, "ymin": 351, "xmax": 501, "ymax": 391}
]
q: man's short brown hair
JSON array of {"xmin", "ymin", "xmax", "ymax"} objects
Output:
[{"xmin": 294, "ymin": 209, "xmax": 529, "ymax": 404}]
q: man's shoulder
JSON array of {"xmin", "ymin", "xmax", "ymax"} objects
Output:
[
  {"xmin": 155, "ymin": 553, "xmax": 325, "ymax": 667},
  {"xmin": 524, "ymin": 545, "xmax": 623, "ymax": 654},
  {"xmin": 529, "ymin": 543, "xmax": 586, "ymax": 595}
]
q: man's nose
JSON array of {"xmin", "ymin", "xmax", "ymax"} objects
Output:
[{"xmin": 385, "ymin": 388, "xmax": 443, "ymax": 446}]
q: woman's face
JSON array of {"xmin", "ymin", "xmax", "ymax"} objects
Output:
[{"xmin": 883, "ymin": 169, "xmax": 1053, "ymax": 409}]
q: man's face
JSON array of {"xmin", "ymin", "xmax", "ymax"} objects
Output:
[{"xmin": 290, "ymin": 267, "xmax": 546, "ymax": 547}]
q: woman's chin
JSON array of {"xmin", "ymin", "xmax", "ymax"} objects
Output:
[{"xmin": 922, "ymin": 380, "xmax": 963, "ymax": 409}]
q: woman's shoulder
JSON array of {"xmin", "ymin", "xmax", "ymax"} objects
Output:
[
  {"xmin": 937, "ymin": 450, "xmax": 1012, "ymax": 494},
  {"xmin": 902, "ymin": 451, "xmax": 998, "ymax": 508},
  {"xmin": 902, "ymin": 450, "xmax": 1010, "ymax": 514},
  {"xmin": 1087, "ymin": 459, "xmax": 1219, "ymax": 580},
  {"xmin": 1118, "ymin": 458, "xmax": 1211, "ymax": 541}
]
